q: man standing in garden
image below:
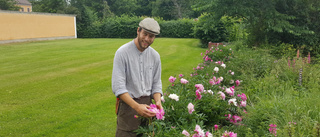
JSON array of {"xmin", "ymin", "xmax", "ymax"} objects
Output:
[{"xmin": 112, "ymin": 17, "xmax": 163, "ymax": 137}]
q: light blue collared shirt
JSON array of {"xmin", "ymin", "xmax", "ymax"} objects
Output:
[{"xmin": 112, "ymin": 40, "xmax": 162, "ymax": 98}]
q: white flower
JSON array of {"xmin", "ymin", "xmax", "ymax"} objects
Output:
[
  {"xmin": 168, "ymin": 94, "xmax": 179, "ymax": 101},
  {"xmin": 161, "ymin": 96, "xmax": 165, "ymax": 102},
  {"xmin": 219, "ymin": 77, "xmax": 224, "ymax": 81},
  {"xmin": 228, "ymin": 98, "xmax": 237, "ymax": 106},
  {"xmin": 226, "ymin": 88, "xmax": 232, "ymax": 94},
  {"xmin": 230, "ymin": 80, "xmax": 234, "ymax": 84},
  {"xmin": 221, "ymin": 63, "xmax": 226, "ymax": 69},
  {"xmin": 206, "ymin": 90, "xmax": 214, "ymax": 95},
  {"xmin": 214, "ymin": 67, "xmax": 219, "ymax": 72}
]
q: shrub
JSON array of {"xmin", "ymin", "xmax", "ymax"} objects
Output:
[
  {"xmin": 159, "ymin": 19, "xmax": 195, "ymax": 38},
  {"xmin": 100, "ymin": 15, "xmax": 143, "ymax": 38},
  {"xmin": 193, "ymin": 13, "xmax": 228, "ymax": 47}
]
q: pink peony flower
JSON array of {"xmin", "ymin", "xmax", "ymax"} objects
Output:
[
  {"xmin": 205, "ymin": 56, "xmax": 211, "ymax": 61},
  {"xmin": 188, "ymin": 103, "xmax": 195, "ymax": 114},
  {"xmin": 209, "ymin": 77, "xmax": 217, "ymax": 86},
  {"xmin": 222, "ymin": 131, "xmax": 237, "ymax": 137},
  {"xmin": 195, "ymin": 84, "xmax": 204, "ymax": 92},
  {"xmin": 232, "ymin": 115, "xmax": 242, "ymax": 123},
  {"xmin": 193, "ymin": 125, "xmax": 205, "ymax": 137},
  {"xmin": 237, "ymin": 93, "xmax": 247, "ymax": 101},
  {"xmin": 205, "ymin": 131, "xmax": 212, "ymax": 137},
  {"xmin": 226, "ymin": 88, "xmax": 234, "ymax": 96},
  {"xmin": 214, "ymin": 125, "xmax": 218, "ymax": 131},
  {"xmin": 182, "ymin": 130, "xmax": 190, "ymax": 136},
  {"xmin": 235, "ymin": 80, "xmax": 240, "ymax": 86},
  {"xmin": 179, "ymin": 74, "xmax": 184, "ymax": 78},
  {"xmin": 148, "ymin": 104, "xmax": 165, "ymax": 120},
  {"xmin": 217, "ymin": 91, "xmax": 226, "ymax": 100},
  {"xmin": 181, "ymin": 78, "xmax": 189, "ymax": 84},
  {"xmin": 134, "ymin": 115, "xmax": 138, "ymax": 119},
  {"xmin": 240, "ymin": 100, "xmax": 246, "ymax": 107},
  {"xmin": 229, "ymin": 132, "xmax": 237, "ymax": 137},
  {"xmin": 209, "ymin": 76, "xmax": 222, "ymax": 86},
  {"xmin": 196, "ymin": 90, "xmax": 202, "ymax": 100},
  {"xmin": 231, "ymin": 72, "xmax": 234, "ymax": 75},
  {"xmin": 269, "ymin": 124, "xmax": 277, "ymax": 136},
  {"xmin": 169, "ymin": 76, "xmax": 176, "ymax": 83}
]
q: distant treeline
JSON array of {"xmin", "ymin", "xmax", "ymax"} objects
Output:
[{"xmin": 2, "ymin": 0, "xmax": 320, "ymax": 55}]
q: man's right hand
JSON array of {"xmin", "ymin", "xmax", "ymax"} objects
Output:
[
  {"xmin": 133, "ymin": 104, "xmax": 156, "ymax": 118},
  {"xmin": 119, "ymin": 93, "xmax": 156, "ymax": 118}
]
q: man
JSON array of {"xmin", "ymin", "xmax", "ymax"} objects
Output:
[{"xmin": 112, "ymin": 18, "xmax": 163, "ymax": 137}]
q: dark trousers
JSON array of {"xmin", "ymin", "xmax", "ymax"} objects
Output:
[{"xmin": 116, "ymin": 96, "xmax": 151, "ymax": 137}]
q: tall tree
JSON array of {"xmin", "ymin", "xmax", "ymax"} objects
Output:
[
  {"xmin": 106, "ymin": 0, "xmax": 138, "ymax": 16},
  {"xmin": 71, "ymin": 0, "xmax": 113, "ymax": 18},
  {"xmin": 0, "ymin": 0, "xmax": 20, "ymax": 10},
  {"xmin": 152, "ymin": 0, "xmax": 198, "ymax": 20},
  {"xmin": 30, "ymin": 0, "xmax": 67, "ymax": 13},
  {"xmin": 135, "ymin": 0, "xmax": 155, "ymax": 17},
  {"xmin": 193, "ymin": 0, "xmax": 319, "ymax": 48}
]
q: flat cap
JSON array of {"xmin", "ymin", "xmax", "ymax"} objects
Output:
[{"xmin": 139, "ymin": 18, "xmax": 160, "ymax": 35}]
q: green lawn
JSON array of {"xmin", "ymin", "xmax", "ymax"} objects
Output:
[{"xmin": 0, "ymin": 38, "xmax": 205, "ymax": 136}]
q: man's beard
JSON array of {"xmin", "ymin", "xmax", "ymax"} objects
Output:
[{"xmin": 138, "ymin": 35, "xmax": 151, "ymax": 51}]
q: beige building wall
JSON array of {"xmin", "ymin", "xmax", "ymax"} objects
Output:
[
  {"xmin": 18, "ymin": 5, "xmax": 32, "ymax": 12},
  {"xmin": 0, "ymin": 11, "xmax": 76, "ymax": 43}
]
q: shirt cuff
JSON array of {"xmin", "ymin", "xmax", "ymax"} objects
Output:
[{"xmin": 115, "ymin": 89, "xmax": 129, "ymax": 98}]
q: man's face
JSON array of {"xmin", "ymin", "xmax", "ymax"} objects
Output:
[{"xmin": 137, "ymin": 28, "xmax": 156, "ymax": 52}]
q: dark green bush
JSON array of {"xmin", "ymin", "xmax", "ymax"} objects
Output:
[
  {"xmin": 159, "ymin": 19, "xmax": 195, "ymax": 38},
  {"xmin": 100, "ymin": 15, "xmax": 142, "ymax": 38},
  {"xmin": 193, "ymin": 13, "xmax": 228, "ymax": 47},
  {"xmin": 99, "ymin": 16, "xmax": 195, "ymax": 38}
]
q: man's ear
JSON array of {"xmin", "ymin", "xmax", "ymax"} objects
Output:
[{"xmin": 137, "ymin": 27, "xmax": 141, "ymax": 33}]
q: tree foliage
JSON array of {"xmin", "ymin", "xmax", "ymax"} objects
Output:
[
  {"xmin": 4, "ymin": 0, "xmax": 320, "ymax": 56},
  {"xmin": 152, "ymin": 0, "xmax": 200, "ymax": 20},
  {"xmin": 193, "ymin": 0, "xmax": 320, "ymax": 53},
  {"xmin": 0, "ymin": 0, "xmax": 20, "ymax": 10}
]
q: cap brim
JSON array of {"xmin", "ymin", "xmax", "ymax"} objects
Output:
[{"xmin": 140, "ymin": 26, "xmax": 160, "ymax": 35}]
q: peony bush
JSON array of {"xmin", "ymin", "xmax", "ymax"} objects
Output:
[
  {"xmin": 136, "ymin": 43, "xmax": 320, "ymax": 136},
  {"xmin": 136, "ymin": 44, "xmax": 248, "ymax": 137}
]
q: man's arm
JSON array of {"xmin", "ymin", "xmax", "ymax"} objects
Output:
[
  {"xmin": 153, "ymin": 93, "xmax": 162, "ymax": 110},
  {"xmin": 119, "ymin": 93, "xmax": 156, "ymax": 118}
]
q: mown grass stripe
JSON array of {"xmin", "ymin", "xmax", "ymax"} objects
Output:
[{"xmin": 0, "ymin": 38, "xmax": 204, "ymax": 136}]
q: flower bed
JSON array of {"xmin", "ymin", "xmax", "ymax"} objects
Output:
[{"xmin": 136, "ymin": 44, "xmax": 248, "ymax": 137}]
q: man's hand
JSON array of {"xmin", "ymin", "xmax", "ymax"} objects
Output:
[
  {"xmin": 134, "ymin": 104, "xmax": 156, "ymax": 118},
  {"xmin": 119, "ymin": 93, "xmax": 156, "ymax": 118}
]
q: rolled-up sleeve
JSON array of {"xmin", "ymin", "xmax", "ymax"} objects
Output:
[{"xmin": 112, "ymin": 50, "xmax": 128, "ymax": 97}]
